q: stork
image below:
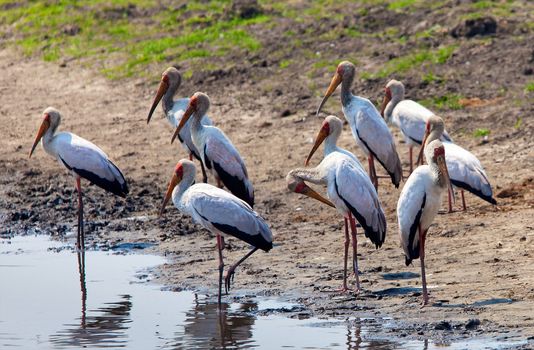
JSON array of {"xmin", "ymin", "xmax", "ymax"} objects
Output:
[
  {"xmin": 171, "ymin": 92, "xmax": 254, "ymax": 207},
  {"xmin": 159, "ymin": 159, "xmax": 272, "ymax": 304},
  {"xmin": 287, "ymin": 116, "xmax": 386, "ymax": 292},
  {"xmin": 147, "ymin": 67, "xmax": 213, "ymax": 183},
  {"xmin": 316, "ymin": 61, "xmax": 402, "ymax": 190},
  {"xmin": 29, "ymin": 107, "xmax": 128, "ymax": 249},
  {"xmin": 417, "ymin": 115, "xmax": 497, "ymax": 212},
  {"xmin": 397, "ymin": 139, "xmax": 454, "ymax": 305},
  {"xmin": 380, "ymin": 79, "xmax": 452, "ymax": 173}
]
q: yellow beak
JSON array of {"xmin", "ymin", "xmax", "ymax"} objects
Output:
[
  {"xmin": 436, "ymin": 154, "xmax": 455, "ymax": 204},
  {"xmin": 305, "ymin": 126, "xmax": 329, "ymax": 166},
  {"xmin": 171, "ymin": 103, "xmax": 195, "ymax": 144},
  {"xmin": 147, "ymin": 77, "xmax": 169, "ymax": 124},
  {"xmin": 316, "ymin": 72, "xmax": 342, "ymax": 116},
  {"xmin": 300, "ymin": 183, "xmax": 335, "ymax": 208},
  {"xmin": 29, "ymin": 117, "xmax": 50, "ymax": 158},
  {"xmin": 159, "ymin": 171, "xmax": 182, "ymax": 217}
]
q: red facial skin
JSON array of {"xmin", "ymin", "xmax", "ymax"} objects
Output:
[
  {"xmin": 322, "ymin": 121, "xmax": 330, "ymax": 135},
  {"xmin": 294, "ymin": 182, "xmax": 307, "ymax": 194},
  {"xmin": 175, "ymin": 163, "xmax": 184, "ymax": 177},
  {"xmin": 434, "ymin": 146, "xmax": 445, "ymax": 158},
  {"xmin": 385, "ymin": 87, "xmax": 392, "ymax": 100}
]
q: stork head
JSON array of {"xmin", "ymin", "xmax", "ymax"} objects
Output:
[
  {"xmin": 159, "ymin": 159, "xmax": 196, "ymax": 217},
  {"xmin": 286, "ymin": 170, "xmax": 335, "ymax": 208},
  {"xmin": 29, "ymin": 107, "xmax": 61, "ymax": 158},
  {"xmin": 316, "ymin": 61, "xmax": 355, "ymax": 116},
  {"xmin": 416, "ymin": 115, "xmax": 445, "ymax": 165},
  {"xmin": 147, "ymin": 67, "xmax": 182, "ymax": 124},
  {"xmin": 426, "ymin": 139, "xmax": 455, "ymax": 202},
  {"xmin": 380, "ymin": 79, "xmax": 404, "ymax": 118},
  {"xmin": 305, "ymin": 115, "xmax": 343, "ymax": 166},
  {"xmin": 171, "ymin": 92, "xmax": 210, "ymax": 144}
]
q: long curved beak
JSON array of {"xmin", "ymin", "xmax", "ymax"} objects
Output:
[
  {"xmin": 300, "ymin": 183, "xmax": 335, "ymax": 208},
  {"xmin": 171, "ymin": 103, "xmax": 195, "ymax": 144},
  {"xmin": 29, "ymin": 117, "xmax": 50, "ymax": 158},
  {"xmin": 416, "ymin": 129, "xmax": 430, "ymax": 166},
  {"xmin": 380, "ymin": 90, "xmax": 392, "ymax": 118},
  {"xmin": 316, "ymin": 72, "xmax": 342, "ymax": 116},
  {"xmin": 305, "ymin": 126, "xmax": 329, "ymax": 166},
  {"xmin": 437, "ymin": 154, "xmax": 455, "ymax": 204},
  {"xmin": 147, "ymin": 78, "xmax": 169, "ymax": 124},
  {"xmin": 159, "ymin": 172, "xmax": 182, "ymax": 217}
]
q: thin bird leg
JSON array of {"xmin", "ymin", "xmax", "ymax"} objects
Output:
[
  {"xmin": 409, "ymin": 146, "xmax": 413, "ymax": 174},
  {"xmin": 419, "ymin": 224, "xmax": 429, "ymax": 306},
  {"xmin": 217, "ymin": 178, "xmax": 223, "ymax": 189},
  {"xmin": 76, "ymin": 177, "xmax": 85, "ymax": 251},
  {"xmin": 337, "ymin": 218, "xmax": 350, "ymax": 293},
  {"xmin": 349, "ymin": 214, "xmax": 361, "ymax": 292},
  {"xmin": 447, "ymin": 189, "xmax": 453, "ymax": 213},
  {"xmin": 216, "ymin": 233, "xmax": 225, "ymax": 305},
  {"xmin": 461, "ymin": 190, "xmax": 466, "ymax": 211},
  {"xmin": 200, "ymin": 160, "xmax": 208, "ymax": 184},
  {"xmin": 225, "ymin": 247, "xmax": 259, "ymax": 294},
  {"xmin": 77, "ymin": 249, "xmax": 87, "ymax": 327},
  {"xmin": 368, "ymin": 155, "xmax": 378, "ymax": 190}
]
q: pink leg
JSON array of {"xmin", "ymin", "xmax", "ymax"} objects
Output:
[
  {"xmin": 419, "ymin": 224, "xmax": 429, "ymax": 306},
  {"xmin": 461, "ymin": 190, "xmax": 466, "ymax": 211},
  {"xmin": 216, "ymin": 234, "xmax": 225, "ymax": 305},
  {"xmin": 216, "ymin": 178, "xmax": 223, "ymax": 189},
  {"xmin": 447, "ymin": 189, "xmax": 453, "ymax": 213},
  {"xmin": 409, "ymin": 146, "xmax": 413, "ymax": 174},
  {"xmin": 76, "ymin": 177, "xmax": 85, "ymax": 251},
  {"xmin": 337, "ymin": 218, "xmax": 350, "ymax": 292},
  {"xmin": 225, "ymin": 247, "xmax": 258, "ymax": 294},
  {"xmin": 349, "ymin": 214, "xmax": 360, "ymax": 292}
]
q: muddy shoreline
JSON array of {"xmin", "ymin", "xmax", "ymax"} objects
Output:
[{"xmin": 1, "ymin": 36, "xmax": 533, "ymax": 349}]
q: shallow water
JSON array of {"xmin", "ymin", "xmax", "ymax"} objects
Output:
[{"xmin": 0, "ymin": 235, "xmax": 526, "ymax": 349}]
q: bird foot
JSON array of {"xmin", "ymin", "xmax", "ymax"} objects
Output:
[{"xmin": 224, "ymin": 267, "xmax": 236, "ymax": 294}]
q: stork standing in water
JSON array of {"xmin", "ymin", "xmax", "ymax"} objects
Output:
[
  {"xmin": 171, "ymin": 92, "xmax": 254, "ymax": 207},
  {"xmin": 397, "ymin": 139, "xmax": 454, "ymax": 305},
  {"xmin": 147, "ymin": 67, "xmax": 213, "ymax": 183},
  {"xmin": 29, "ymin": 107, "xmax": 128, "ymax": 249},
  {"xmin": 287, "ymin": 116, "xmax": 386, "ymax": 292},
  {"xmin": 316, "ymin": 61, "xmax": 402, "ymax": 190},
  {"xmin": 417, "ymin": 116, "xmax": 497, "ymax": 212},
  {"xmin": 159, "ymin": 159, "xmax": 272, "ymax": 304},
  {"xmin": 380, "ymin": 79, "xmax": 452, "ymax": 173}
]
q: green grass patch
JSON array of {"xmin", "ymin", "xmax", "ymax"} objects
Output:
[
  {"xmin": 420, "ymin": 94, "xmax": 464, "ymax": 110},
  {"xmin": 279, "ymin": 59, "xmax": 291, "ymax": 69},
  {"xmin": 525, "ymin": 82, "xmax": 534, "ymax": 93},
  {"xmin": 388, "ymin": 0, "xmax": 418, "ymax": 11},
  {"xmin": 514, "ymin": 117, "xmax": 522, "ymax": 130},
  {"xmin": 473, "ymin": 128, "xmax": 491, "ymax": 138}
]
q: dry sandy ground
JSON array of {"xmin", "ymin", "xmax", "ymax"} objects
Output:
[{"xmin": 1, "ymin": 48, "xmax": 533, "ymax": 345}]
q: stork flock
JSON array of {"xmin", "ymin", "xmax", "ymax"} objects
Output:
[{"xmin": 29, "ymin": 60, "xmax": 497, "ymax": 306}]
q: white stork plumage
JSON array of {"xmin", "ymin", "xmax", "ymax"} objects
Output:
[
  {"xmin": 29, "ymin": 107, "xmax": 128, "ymax": 249},
  {"xmin": 316, "ymin": 61, "xmax": 402, "ymax": 190},
  {"xmin": 171, "ymin": 92, "xmax": 255, "ymax": 207},
  {"xmin": 159, "ymin": 159, "xmax": 272, "ymax": 304},
  {"xmin": 147, "ymin": 67, "xmax": 213, "ymax": 183},
  {"xmin": 397, "ymin": 139, "xmax": 454, "ymax": 305},
  {"xmin": 380, "ymin": 79, "xmax": 452, "ymax": 173},
  {"xmin": 287, "ymin": 116, "xmax": 386, "ymax": 292},
  {"xmin": 417, "ymin": 115, "xmax": 497, "ymax": 212}
]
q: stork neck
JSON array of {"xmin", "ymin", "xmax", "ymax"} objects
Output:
[
  {"xmin": 190, "ymin": 111, "xmax": 204, "ymax": 134},
  {"xmin": 172, "ymin": 172, "xmax": 196, "ymax": 210},
  {"xmin": 42, "ymin": 122, "xmax": 60, "ymax": 156},
  {"xmin": 162, "ymin": 85, "xmax": 179, "ymax": 115},
  {"xmin": 424, "ymin": 129, "xmax": 442, "ymax": 147},
  {"xmin": 383, "ymin": 96, "xmax": 401, "ymax": 121},
  {"xmin": 340, "ymin": 72, "xmax": 354, "ymax": 107},
  {"xmin": 323, "ymin": 133, "xmax": 340, "ymax": 157},
  {"xmin": 427, "ymin": 160, "xmax": 447, "ymax": 189},
  {"xmin": 290, "ymin": 167, "xmax": 325, "ymax": 185}
]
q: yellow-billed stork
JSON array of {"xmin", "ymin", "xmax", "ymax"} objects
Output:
[
  {"xmin": 170, "ymin": 92, "xmax": 254, "ymax": 207},
  {"xmin": 287, "ymin": 116, "xmax": 386, "ymax": 292},
  {"xmin": 316, "ymin": 61, "xmax": 402, "ymax": 190},
  {"xmin": 29, "ymin": 107, "xmax": 128, "ymax": 249},
  {"xmin": 159, "ymin": 159, "xmax": 272, "ymax": 304}
]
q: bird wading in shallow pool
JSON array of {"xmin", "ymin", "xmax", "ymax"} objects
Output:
[
  {"xmin": 171, "ymin": 92, "xmax": 254, "ymax": 207},
  {"xmin": 147, "ymin": 67, "xmax": 213, "ymax": 183},
  {"xmin": 417, "ymin": 115, "xmax": 497, "ymax": 212},
  {"xmin": 287, "ymin": 116, "xmax": 386, "ymax": 293},
  {"xmin": 159, "ymin": 159, "xmax": 272, "ymax": 304},
  {"xmin": 29, "ymin": 107, "xmax": 128, "ymax": 250},
  {"xmin": 380, "ymin": 79, "xmax": 452, "ymax": 174},
  {"xmin": 316, "ymin": 61, "xmax": 402, "ymax": 190},
  {"xmin": 397, "ymin": 139, "xmax": 454, "ymax": 305}
]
